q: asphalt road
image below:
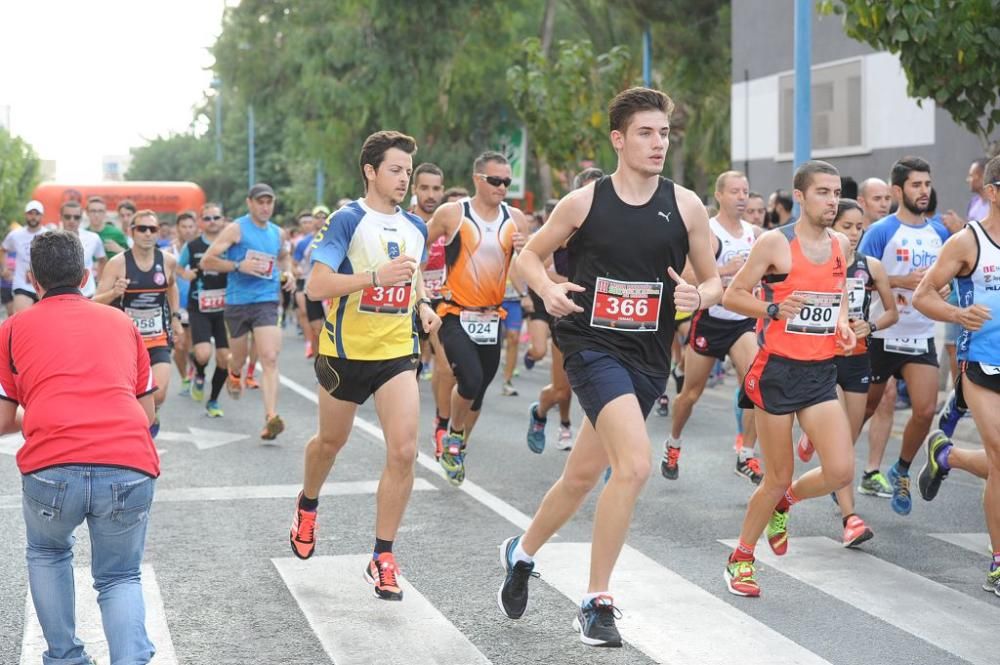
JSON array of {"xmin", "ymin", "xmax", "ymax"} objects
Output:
[{"xmin": 0, "ymin": 325, "xmax": 992, "ymax": 665}]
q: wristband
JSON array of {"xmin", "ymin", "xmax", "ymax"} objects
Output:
[
  {"xmin": 868, "ymin": 320, "xmax": 877, "ymax": 334},
  {"xmin": 371, "ymin": 270, "xmax": 380, "ymax": 288},
  {"xmin": 418, "ymin": 298, "xmax": 433, "ymax": 309}
]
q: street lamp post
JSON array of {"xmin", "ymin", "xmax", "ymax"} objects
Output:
[{"xmin": 210, "ymin": 78, "xmax": 223, "ymax": 164}]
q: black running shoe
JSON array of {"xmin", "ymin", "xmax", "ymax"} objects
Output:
[
  {"xmin": 572, "ymin": 595, "xmax": 622, "ymax": 647},
  {"xmin": 497, "ymin": 535, "xmax": 538, "ymax": 619},
  {"xmin": 661, "ymin": 445, "xmax": 680, "ymax": 480},
  {"xmin": 918, "ymin": 429, "xmax": 952, "ymax": 502},
  {"xmin": 655, "ymin": 393, "xmax": 669, "ymax": 416}
]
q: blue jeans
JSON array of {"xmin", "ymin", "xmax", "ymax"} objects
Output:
[{"xmin": 22, "ymin": 465, "xmax": 156, "ymax": 665}]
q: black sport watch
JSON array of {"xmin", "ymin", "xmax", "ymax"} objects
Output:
[{"xmin": 766, "ymin": 302, "xmax": 780, "ymax": 320}]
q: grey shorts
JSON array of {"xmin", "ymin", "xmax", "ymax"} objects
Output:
[{"xmin": 225, "ymin": 301, "xmax": 280, "ymax": 339}]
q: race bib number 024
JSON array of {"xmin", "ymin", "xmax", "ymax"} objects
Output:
[
  {"xmin": 359, "ymin": 283, "xmax": 411, "ymax": 315},
  {"xmin": 460, "ymin": 310, "xmax": 500, "ymax": 345},
  {"xmin": 590, "ymin": 278, "xmax": 662, "ymax": 332},
  {"xmin": 786, "ymin": 291, "xmax": 842, "ymax": 335}
]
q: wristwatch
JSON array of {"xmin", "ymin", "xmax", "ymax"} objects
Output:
[
  {"xmin": 233, "ymin": 260, "xmax": 241, "ymax": 273},
  {"xmin": 766, "ymin": 302, "xmax": 780, "ymax": 320},
  {"xmin": 868, "ymin": 320, "xmax": 878, "ymax": 334}
]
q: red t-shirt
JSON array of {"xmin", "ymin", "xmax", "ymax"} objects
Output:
[{"xmin": 0, "ymin": 291, "xmax": 159, "ymax": 476}]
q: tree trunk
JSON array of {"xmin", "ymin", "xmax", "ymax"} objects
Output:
[{"xmin": 536, "ymin": 0, "xmax": 558, "ymax": 204}]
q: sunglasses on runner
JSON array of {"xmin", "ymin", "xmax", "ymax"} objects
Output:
[
  {"xmin": 132, "ymin": 224, "xmax": 158, "ymax": 234},
  {"xmin": 202, "ymin": 215, "xmax": 223, "ymax": 221},
  {"xmin": 477, "ymin": 174, "xmax": 512, "ymax": 188},
  {"xmin": 61, "ymin": 214, "xmax": 82, "ymax": 221}
]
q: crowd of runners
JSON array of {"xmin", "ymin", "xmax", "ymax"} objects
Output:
[{"xmin": 6, "ymin": 86, "xmax": 999, "ymax": 651}]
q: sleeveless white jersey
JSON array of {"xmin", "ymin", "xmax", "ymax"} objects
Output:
[{"xmin": 708, "ymin": 216, "xmax": 755, "ymax": 321}]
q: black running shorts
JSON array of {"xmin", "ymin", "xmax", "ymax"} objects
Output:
[{"xmin": 314, "ymin": 354, "xmax": 419, "ymax": 405}]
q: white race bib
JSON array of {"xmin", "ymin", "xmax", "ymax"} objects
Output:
[
  {"xmin": 244, "ymin": 249, "xmax": 276, "ymax": 278},
  {"xmin": 980, "ymin": 363, "xmax": 1000, "ymax": 376},
  {"xmin": 423, "ymin": 268, "xmax": 445, "ymax": 300},
  {"xmin": 845, "ymin": 278, "xmax": 866, "ymax": 319},
  {"xmin": 127, "ymin": 307, "xmax": 164, "ymax": 337},
  {"xmin": 883, "ymin": 337, "xmax": 929, "ymax": 356},
  {"xmin": 460, "ymin": 310, "xmax": 500, "ymax": 345},
  {"xmin": 786, "ymin": 291, "xmax": 842, "ymax": 335}
]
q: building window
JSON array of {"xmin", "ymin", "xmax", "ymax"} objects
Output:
[{"xmin": 779, "ymin": 59, "xmax": 863, "ymax": 155}]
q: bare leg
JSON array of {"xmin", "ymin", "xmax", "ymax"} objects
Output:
[{"xmin": 373, "ymin": 370, "xmax": 419, "ymax": 540}]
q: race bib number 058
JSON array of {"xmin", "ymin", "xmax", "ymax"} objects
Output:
[
  {"xmin": 359, "ymin": 283, "xmax": 411, "ymax": 315},
  {"xmin": 126, "ymin": 307, "xmax": 164, "ymax": 337},
  {"xmin": 590, "ymin": 278, "xmax": 662, "ymax": 332},
  {"xmin": 786, "ymin": 291, "xmax": 841, "ymax": 335}
]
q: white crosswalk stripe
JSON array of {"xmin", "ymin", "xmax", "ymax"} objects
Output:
[
  {"xmin": 20, "ymin": 564, "xmax": 177, "ymax": 665},
  {"xmin": 273, "ymin": 555, "xmax": 492, "ymax": 665},
  {"xmin": 534, "ymin": 542, "xmax": 832, "ymax": 664},
  {"xmin": 929, "ymin": 532, "xmax": 992, "ymax": 556},
  {"xmin": 723, "ymin": 536, "xmax": 1000, "ymax": 665}
]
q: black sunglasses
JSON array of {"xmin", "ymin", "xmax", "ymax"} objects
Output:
[
  {"xmin": 202, "ymin": 215, "xmax": 223, "ymax": 221},
  {"xmin": 61, "ymin": 214, "xmax": 82, "ymax": 220},
  {"xmin": 132, "ymin": 224, "xmax": 158, "ymax": 234},
  {"xmin": 477, "ymin": 173, "xmax": 512, "ymax": 188}
]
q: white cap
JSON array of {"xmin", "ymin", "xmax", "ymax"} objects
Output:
[{"xmin": 24, "ymin": 200, "xmax": 44, "ymax": 214}]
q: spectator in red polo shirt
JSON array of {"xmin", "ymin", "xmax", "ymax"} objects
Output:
[{"xmin": 0, "ymin": 230, "xmax": 159, "ymax": 665}]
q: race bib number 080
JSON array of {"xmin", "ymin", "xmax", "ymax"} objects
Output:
[
  {"xmin": 359, "ymin": 283, "xmax": 411, "ymax": 315},
  {"xmin": 786, "ymin": 291, "xmax": 841, "ymax": 335},
  {"xmin": 590, "ymin": 278, "xmax": 662, "ymax": 332}
]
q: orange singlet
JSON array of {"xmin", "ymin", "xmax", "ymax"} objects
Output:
[
  {"xmin": 437, "ymin": 197, "xmax": 517, "ymax": 318},
  {"xmin": 756, "ymin": 225, "xmax": 846, "ymax": 362}
]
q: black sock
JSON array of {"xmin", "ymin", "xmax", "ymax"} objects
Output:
[
  {"xmin": 560, "ymin": 420, "xmax": 571, "ymax": 428},
  {"xmin": 210, "ymin": 367, "xmax": 228, "ymax": 401},
  {"xmin": 449, "ymin": 427, "xmax": 464, "ymax": 438},
  {"xmin": 194, "ymin": 359, "xmax": 207, "ymax": 379},
  {"xmin": 863, "ymin": 469, "xmax": 878, "ymax": 479},
  {"xmin": 532, "ymin": 405, "xmax": 546, "ymax": 424},
  {"xmin": 896, "ymin": 458, "xmax": 912, "ymax": 472},
  {"xmin": 437, "ymin": 415, "xmax": 449, "ymax": 431},
  {"xmin": 374, "ymin": 538, "xmax": 393, "ymax": 556},
  {"xmin": 298, "ymin": 494, "xmax": 319, "ymax": 511},
  {"xmin": 842, "ymin": 513, "xmax": 855, "ymax": 527}
]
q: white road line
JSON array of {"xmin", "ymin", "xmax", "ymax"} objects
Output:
[
  {"xmin": 152, "ymin": 479, "xmax": 436, "ymax": 503},
  {"xmin": 273, "ymin": 555, "xmax": 491, "ymax": 665},
  {"xmin": 534, "ymin": 543, "xmax": 831, "ymax": 665},
  {"xmin": 279, "ymin": 372, "xmax": 535, "ymax": 531},
  {"xmin": 21, "ymin": 564, "xmax": 177, "ymax": 665},
  {"xmin": 722, "ymin": 536, "xmax": 1000, "ymax": 665},
  {"xmin": 929, "ymin": 532, "xmax": 993, "ymax": 557}
]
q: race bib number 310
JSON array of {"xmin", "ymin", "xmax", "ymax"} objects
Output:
[
  {"xmin": 786, "ymin": 291, "xmax": 842, "ymax": 335},
  {"xmin": 590, "ymin": 278, "xmax": 662, "ymax": 332},
  {"xmin": 359, "ymin": 283, "xmax": 411, "ymax": 315}
]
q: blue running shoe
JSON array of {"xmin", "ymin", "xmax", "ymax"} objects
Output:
[
  {"xmin": 524, "ymin": 350, "xmax": 536, "ymax": 371},
  {"xmin": 887, "ymin": 463, "xmax": 912, "ymax": 516},
  {"xmin": 936, "ymin": 389, "xmax": 966, "ymax": 438},
  {"xmin": 527, "ymin": 402, "xmax": 546, "ymax": 454}
]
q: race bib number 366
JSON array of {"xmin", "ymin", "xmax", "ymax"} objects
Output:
[
  {"xmin": 786, "ymin": 291, "xmax": 842, "ymax": 335},
  {"xmin": 590, "ymin": 278, "xmax": 662, "ymax": 332},
  {"xmin": 359, "ymin": 283, "xmax": 411, "ymax": 315}
]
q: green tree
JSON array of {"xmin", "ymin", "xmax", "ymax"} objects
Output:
[
  {"xmin": 822, "ymin": 0, "xmax": 1000, "ymax": 150},
  {"xmin": 0, "ymin": 129, "xmax": 41, "ymax": 234},
  {"xmin": 506, "ymin": 38, "xmax": 636, "ymax": 193}
]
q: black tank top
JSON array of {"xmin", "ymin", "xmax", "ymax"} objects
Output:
[
  {"xmin": 555, "ymin": 176, "xmax": 689, "ymax": 376},
  {"xmin": 185, "ymin": 236, "xmax": 229, "ymax": 311},
  {"xmin": 117, "ymin": 249, "xmax": 172, "ymax": 348}
]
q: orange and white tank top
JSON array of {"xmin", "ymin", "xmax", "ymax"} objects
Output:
[
  {"xmin": 441, "ymin": 198, "xmax": 516, "ymax": 311},
  {"xmin": 757, "ymin": 224, "xmax": 846, "ymax": 362}
]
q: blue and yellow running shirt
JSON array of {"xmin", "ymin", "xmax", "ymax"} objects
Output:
[{"xmin": 311, "ymin": 200, "xmax": 428, "ymax": 360}]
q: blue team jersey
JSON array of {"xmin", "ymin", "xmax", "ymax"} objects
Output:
[
  {"xmin": 311, "ymin": 200, "xmax": 428, "ymax": 360},
  {"xmin": 858, "ymin": 213, "xmax": 949, "ymax": 340},
  {"xmin": 956, "ymin": 221, "xmax": 1000, "ymax": 363},
  {"xmin": 225, "ymin": 216, "xmax": 283, "ymax": 305}
]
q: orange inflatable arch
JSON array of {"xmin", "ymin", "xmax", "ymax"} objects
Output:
[{"xmin": 31, "ymin": 182, "xmax": 206, "ymax": 226}]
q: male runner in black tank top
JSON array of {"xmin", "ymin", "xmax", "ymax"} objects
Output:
[
  {"xmin": 496, "ymin": 87, "xmax": 722, "ymax": 647},
  {"xmin": 95, "ymin": 210, "xmax": 182, "ymax": 438}
]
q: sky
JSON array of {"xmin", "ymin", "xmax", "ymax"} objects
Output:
[{"xmin": 1, "ymin": 1, "xmax": 232, "ymax": 182}]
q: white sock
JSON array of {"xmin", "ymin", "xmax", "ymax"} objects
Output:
[
  {"xmin": 581, "ymin": 591, "xmax": 611, "ymax": 608},
  {"xmin": 666, "ymin": 436, "xmax": 681, "ymax": 450},
  {"xmin": 513, "ymin": 539, "xmax": 533, "ymax": 565}
]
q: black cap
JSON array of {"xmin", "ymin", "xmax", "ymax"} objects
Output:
[{"xmin": 248, "ymin": 183, "xmax": 275, "ymax": 200}]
